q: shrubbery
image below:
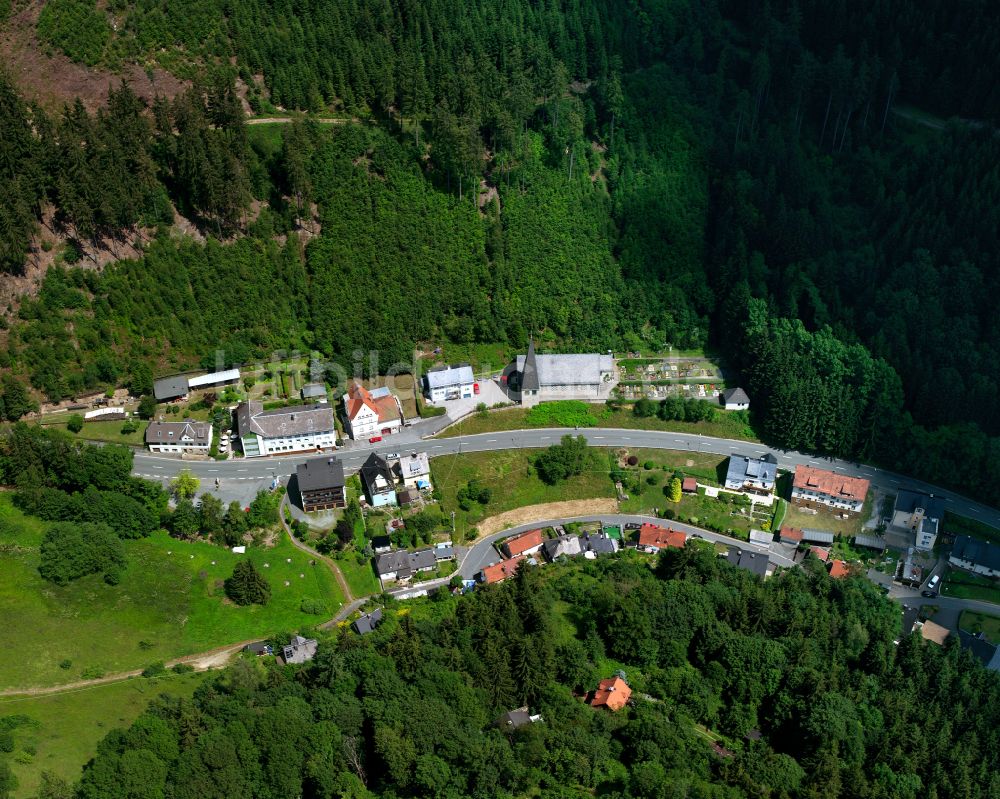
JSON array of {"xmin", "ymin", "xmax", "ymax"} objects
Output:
[{"xmin": 38, "ymin": 521, "xmax": 125, "ymax": 585}]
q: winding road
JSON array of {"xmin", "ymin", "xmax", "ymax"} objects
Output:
[{"xmin": 134, "ymin": 426, "xmax": 1000, "ymax": 528}]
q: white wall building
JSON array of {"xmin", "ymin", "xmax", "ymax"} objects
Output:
[
  {"xmin": 236, "ymin": 401, "xmax": 336, "ymax": 457},
  {"xmin": 342, "ymin": 382, "xmax": 402, "ymax": 440},
  {"xmin": 145, "ymin": 420, "xmax": 213, "ymax": 454},
  {"xmin": 508, "ymin": 339, "xmax": 616, "ymax": 406},
  {"xmin": 424, "ymin": 365, "xmax": 476, "ymax": 402}
]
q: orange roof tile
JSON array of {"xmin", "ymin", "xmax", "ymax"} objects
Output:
[
  {"xmin": 503, "ymin": 529, "xmax": 544, "ymax": 558},
  {"xmin": 809, "ymin": 546, "xmax": 830, "ymax": 562},
  {"xmin": 829, "ymin": 559, "xmax": 850, "ymax": 579},
  {"xmin": 794, "ymin": 466, "xmax": 870, "ymax": 503},
  {"xmin": 780, "ymin": 526, "xmax": 804, "ymax": 542},
  {"xmin": 638, "ymin": 523, "xmax": 687, "ymax": 550},
  {"xmin": 481, "ymin": 556, "xmax": 526, "ymax": 585},
  {"xmin": 591, "ymin": 676, "xmax": 631, "ymax": 711}
]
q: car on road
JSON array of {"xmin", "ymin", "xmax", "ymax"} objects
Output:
[
  {"xmin": 921, "ymin": 590, "xmax": 938, "ymax": 598},
  {"xmin": 369, "ymin": 435, "xmax": 383, "ymax": 443},
  {"xmin": 384, "ymin": 451, "xmax": 400, "ymax": 459}
]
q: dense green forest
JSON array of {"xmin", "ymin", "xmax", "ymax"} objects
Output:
[
  {"xmin": 5, "ymin": 0, "xmax": 1000, "ymax": 501},
  {"xmin": 39, "ymin": 550, "xmax": 1000, "ymax": 798}
]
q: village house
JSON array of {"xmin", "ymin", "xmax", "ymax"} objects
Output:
[
  {"xmin": 779, "ymin": 526, "xmax": 804, "ymax": 545},
  {"xmin": 281, "ymin": 635, "xmax": 318, "ymax": 665},
  {"xmin": 361, "ymin": 453, "xmax": 398, "ymax": 508},
  {"xmin": 504, "ymin": 338, "xmax": 616, "ymax": 406},
  {"xmin": 376, "ymin": 548, "xmax": 437, "ymax": 582},
  {"xmin": 296, "ymin": 456, "xmax": 347, "ymax": 512},
  {"xmin": 949, "ymin": 535, "xmax": 1000, "ymax": 578},
  {"xmin": 748, "ymin": 529, "xmax": 774, "ymax": 546},
  {"xmin": 725, "ymin": 546, "xmax": 770, "ymax": 578},
  {"xmin": 720, "ymin": 387, "xmax": 750, "ymax": 411},
  {"xmin": 791, "ymin": 465, "xmax": 870, "ymax": 514},
  {"xmin": 502, "ymin": 529, "xmax": 545, "ymax": 559},
  {"xmin": 542, "ymin": 534, "xmax": 584, "ymax": 561},
  {"xmin": 342, "ymin": 381, "xmax": 403, "ymax": 440},
  {"xmin": 581, "ymin": 532, "xmax": 619, "ymax": 558},
  {"xmin": 590, "ymin": 676, "xmax": 631, "ymax": 711},
  {"xmin": 888, "ymin": 490, "xmax": 944, "ymax": 551},
  {"xmin": 424, "ymin": 364, "xmax": 476, "ymax": 402},
  {"xmin": 957, "ymin": 630, "xmax": 1000, "ymax": 671},
  {"xmin": 391, "ymin": 452, "xmax": 432, "ymax": 491},
  {"xmin": 637, "ymin": 522, "xmax": 687, "ymax": 552},
  {"xmin": 479, "ymin": 556, "xmax": 527, "ymax": 584},
  {"xmin": 724, "ymin": 453, "xmax": 778, "ymax": 493},
  {"xmin": 494, "ymin": 707, "xmax": 543, "ymax": 730},
  {"xmin": 145, "ymin": 420, "xmax": 213, "ymax": 454},
  {"xmin": 236, "ymin": 400, "xmax": 336, "ymax": 457},
  {"xmin": 352, "ymin": 608, "xmax": 383, "ymax": 635},
  {"xmin": 912, "ymin": 618, "xmax": 950, "ymax": 646},
  {"xmin": 828, "ymin": 559, "xmax": 851, "ymax": 579}
]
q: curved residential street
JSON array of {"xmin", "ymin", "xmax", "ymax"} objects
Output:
[{"xmin": 134, "ymin": 426, "xmax": 1000, "ymax": 527}]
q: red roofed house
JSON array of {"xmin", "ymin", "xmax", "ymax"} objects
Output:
[
  {"xmin": 480, "ymin": 556, "xmax": 526, "ymax": 585},
  {"xmin": 779, "ymin": 526, "xmax": 804, "ymax": 544},
  {"xmin": 638, "ymin": 522, "xmax": 687, "ymax": 552},
  {"xmin": 682, "ymin": 477, "xmax": 698, "ymax": 493},
  {"xmin": 342, "ymin": 382, "xmax": 403, "ymax": 440},
  {"xmin": 809, "ymin": 546, "xmax": 831, "ymax": 562},
  {"xmin": 590, "ymin": 676, "xmax": 631, "ymax": 711},
  {"xmin": 792, "ymin": 466, "xmax": 870, "ymax": 514},
  {"xmin": 502, "ymin": 529, "xmax": 545, "ymax": 559},
  {"xmin": 829, "ymin": 559, "xmax": 851, "ymax": 579}
]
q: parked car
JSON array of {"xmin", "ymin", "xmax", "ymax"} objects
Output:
[
  {"xmin": 385, "ymin": 452, "xmax": 400, "ymax": 459},
  {"xmin": 369, "ymin": 435, "xmax": 383, "ymax": 443}
]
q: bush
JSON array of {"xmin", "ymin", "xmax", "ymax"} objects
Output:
[
  {"xmin": 59, "ymin": 659, "xmax": 72, "ymax": 670},
  {"xmin": 0, "ymin": 731, "xmax": 13, "ymax": 753},
  {"xmin": 171, "ymin": 663, "xmax": 195, "ymax": 674},
  {"xmin": 81, "ymin": 666, "xmax": 104, "ymax": 679},
  {"xmin": 525, "ymin": 400, "xmax": 596, "ymax": 428},
  {"xmin": 534, "ymin": 435, "xmax": 589, "ymax": 485},
  {"xmin": 626, "ymin": 455, "xmax": 639, "ymax": 466},
  {"xmin": 66, "ymin": 414, "xmax": 84, "ymax": 433},
  {"xmin": 643, "ymin": 460, "xmax": 655, "ymax": 470},
  {"xmin": 300, "ymin": 598, "xmax": 325, "ymax": 615},
  {"xmin": 645, "ymin": 474, "xmax": 659, "ymax": 486},
  {"xmin": 141, "ymin": 662, "xmax": 167, "ymax": 678},
  {"xmin": 120, "ymin": 419, "xmax": 139, "ymax": 434},
  {"xmin": 38, "ymin": 521, "xmax": 126, "ymax": 585}
]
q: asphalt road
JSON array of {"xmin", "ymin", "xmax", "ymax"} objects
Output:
[{"xmin": 134, "ymin": 427, "xmax": 1000, "ymax": 527}]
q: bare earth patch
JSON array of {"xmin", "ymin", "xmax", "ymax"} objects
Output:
[{"xmin": 475, "ymin": 498, "xmax": 620, "ymax": 538}]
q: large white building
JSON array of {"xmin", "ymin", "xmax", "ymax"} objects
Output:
[
  {"xmin": 236, "ymin": 401, "xmax": 336, "ymax": 457},
  {"xmin": 506, "ymin": 339, "xmax": 616, "ymax": 406},
  {"xmin": 424, "ymin": 365, "xmax": 476, "ymax": 402},
  {"xmin": 791, "ymin": 465, "xmax": 869, "ymax": 514},
  {"xmin": 145, "ymin": 420, "xmax": 213, "ymax": 454},
  {"xmin": 342, "ymin": 382, "xmax": 403, "ymax": 440}
]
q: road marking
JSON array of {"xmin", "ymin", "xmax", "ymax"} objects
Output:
[
  {"xmin": 594, "ymin": 436, "xmax": 605, "ymax": 440},
  {"xmin": 486, "ymin": 439, "xmax": 497, "ymax": 443},
  {"xmin": 237, "ymin": 469, "xmax": 247, "ymax": 472},
  {"xmin": 540, "ymin": 436, "xmax": 550, "ymax": 440},
  {"xmin": 621, "ymin": 437, "xmax": 630, "ymax": 441},
  {"xmin": 208, "ymin": 469, "xmax": 219, "ymax": 472}
]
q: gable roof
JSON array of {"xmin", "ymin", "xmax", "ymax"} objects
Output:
[
  {"xmin": 237, "ymin": 401, "xmax": 335, "ymax": 439},
  {"xmin": 582, "ymin": 532, "xmax": 618, "ymax": 554},
  {"xmin": 145, "ymin": 420, "xmax": 211, "ymax": 445},
  {"xmin": 854, "ymin": 534, "xmax": 886, "ymax": 550},
  {"xmin": 801, "ymin": 529, "xmax": 835, "ymax": 544},
  {"xmin": 153, "ymin": 374, "xmax": 190, "ymax": 400},
  {"xmin": 376, "ymin": 550, "xmax": 411, "ymax": 577},
  {"xmin": 495, "ymin": 707, "xmax": 533, "ymax": 729},
  {"xmin": 794, "ymin": 465, "xmax": 869, "ymax": 502},
  {"xmin": 481, "ymin": 556, "xmax": 526, "ymax": 584},
  {"xmin": 721, "ymin": 387, "xmax": 750, "ymax": 405},
  {"xmin": 916, "ymin": 619, "xmax": 950, "ymax": 645},
  {"xmin": 282, "ymin": 635, "xmax": 318, "ymax": 664},
  {"xmin": 361, "ymin": 452, "xmax": 395, "ymax": 495},
  {"xmin": 894, "ymin": 489, "xmax": 946, "ymax": 521},
  {"xmin": 542, "ymin": 534, "xmax": 583, "ymax": 560},
  {"xmin": 828, "ymin": 559, "xmax": 851, "ymax": 579},
  {"xmin": 951, "ymin": 535, "xmax": 1000, "ymax": 572},
  {"xmin": 591, "ymin": 676, "xmax": 631, "ymax": 710},
  {"xmin": 504, "ymin": 529, "xmax": 544, "ymax": 557},
  {"xmin": 726, "ymin": 546, "xmax": 769, "ymax": 577},
  {"xmin": 726, "ymin": 454, "xmax": 778, "ymax": 485},
  {"xmin": 515, "ymin": 349, "xmax": 614, "ymax": 388},
  {"xmin": 296, "ymin": 456, "xmax": 345, "ymax": 492},
  {"xmin": 957, "ymin": 629, "xmax": 1000, "ymax": 671},
  {"xmin": 352, "ymin": 608, "xmax": 383, "ymax": 635},
  {"xmin": 425, "ymin": 364, "xmax": 475, "ymax": 390},
  {"xmin": 187, "ymin": 369, "xmax": 240, "ymax": 389},
  {"xmin": 779, "ymin": 526, "xmax": 804, "ymax": 543},
  {"xmin": 638, "ymin": 522, "xmax": 687, "ymax": 550},
  {"xmin": 393, "ymin": 452, "xmax": 430, "ymax": 479},
  {"xmin": 345, "ymin": 382, "xmax": 400, "ymax": 425},
  {"xmin": 809, "ymin": 546, "xmax": 831, "ymax": 562}
]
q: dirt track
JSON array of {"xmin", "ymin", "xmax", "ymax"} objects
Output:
[{"xmin": 476, "ymin": 498, "xmax": 620, "ymax": 537}]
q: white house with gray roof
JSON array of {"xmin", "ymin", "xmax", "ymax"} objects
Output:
[
  {"xmin": 725, "ymin": 453, "xmax": 778, "ymax": 493},
  {"xmin": 506, "ymin": 339, "xmax": 616, "ymax": 406},
  {"xmin": 236, "ymin": 400, "xmax": 336, "ymax": 457},
  {"xmin": 424, "ymin": 365, "xmax": 476, "ymax": 402},
  {"xmin": 145, "ymin": 420, "xmax": 213, "ymax": 454}
]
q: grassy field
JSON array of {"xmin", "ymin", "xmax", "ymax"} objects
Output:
[
  {"xmin": 34, "ymin": 417, "xmax": 148, "ymax": 446},
  {"xmin": 959, "ymin": 610, "xmax": 1000, "ymax": 644},
  {"xmin": 942, "ymin": 568, "xmax": 1000, "ymax": 604},
  {"xmin": 360, "ymin": 373, "xmax": 419, "ymax": 419},
  {"xmin": 438, "ymin": 403, "xmax": 758, "ymax": 441},
  {"xmin": 431, "ymin": 448, "xmax": 616, "ymax": 537},
  {"xmin": 418, "ymin": 341, "xmax": 514, "ymax": 376},
  {"xmin": 333, "ymin": 552, "xmax": 381, "ymax": 597},
  {"xmin": 0, "ymin": 496, "xmax": 343, "ymax": 690},
  {"xmin": 0, "ymin": 671, "xmax": 207, "ymax": 798}
]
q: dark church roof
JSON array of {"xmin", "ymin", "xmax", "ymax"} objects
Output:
[{"xmin": 521, "ymin": 337, "xmax": 540, "ymax": 391}]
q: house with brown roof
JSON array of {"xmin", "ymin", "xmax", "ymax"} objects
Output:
[
  {"xmin": 913, "ymin": 619, "xmax": 950, "ymax": 646},
  {"xmin": 829, "ymin": 559, "xmax": 851, "ymax": 579},
  {"xmin": 779, "ymin": 526, "xmax": 804, "ymax": 544},
  {"xmin": 502, "ymin": 529, "xmax": 545, "ymax": 558},
  {"xmin": 792, "ymin": 466, "xmax": 870, "ymax": 514},
  {"xmin": 809, "ymin": 546, "xmax": 831, "ymax": 562},
  {"xmin": 236, "ymin": 401, "xmax": 336, "ymax": 457},
  {"xmin": 590, "ymin": 676, "xmax": 631, "ymax": 711},
  {"xmin": 342, "ymin": 382, "xmax": 403, "ymax": 440},
  {"xmin": 637, "ymin": 522, "xmax": 687, "ymax": 552},
  {"xmin": 479, "ymin": 556, "xmax": 526, "ymax": 584},
  {"xmin": 682, "ymin": 477, "xmax": 698, "ymax": 493}
]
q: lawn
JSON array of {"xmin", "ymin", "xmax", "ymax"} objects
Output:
[
  {"xmin": 959, "ymin": 610, "xmax": 1000, "ymax": 644},
  {"xmin": 0, "ymin": 671, "xmax": 206, "ymax": 798},
  {"xmin": 333, "ymin": 551, "xmax": 381, "ymax": 597},
  {"xmin": 419, "ymin": 341, "xmax": 514, "ymax": 376},
  {"xmin": 437, "ymin": 402, "xmax": 758, "ymax": 441},
  {"xmin": 0, "ymin": 496, "xmax": 344, "ymax": 690},
  {"xmin": 431, "ymin": 448, "xmax": 616, "ymax": 537},
  {"xmin": 778, "ymin": 501, "xmax": 867, "ymax": 538},
  {"xmin": 34, "ymin": 417, "xmax": 148, "ymax": 446},
  {"xmin": 942, "ymin": 568, "xmax": 1000, "ymax": 604},
  {"xmin": 361, "ymin": 373, "xmax": 419, "ymax": 419}
]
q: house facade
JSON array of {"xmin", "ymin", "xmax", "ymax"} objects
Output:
[
  {"xmin": 637, "ymin": 522, "xmax": 687, "ymax": 552},
  {"xmin": 236, "ymin": 401, "xmax": 336, "ymax": 457},
  {"xmin": 505, "ymin": 339, "xmax": 616, "ymax": 406},
  {"xmin": 720, "ymin": 387, "xmax": 750, "ymax": 411},
  {"xmin": 424, "ymin": 365, "xmax": 476, "ymax": 402},
  {"xmin": 480, "ymin": 555, "xmax": 527, "ymax": 584},
  {"xmin": 145, "ymin": 420, "xmax": 213, "ymax": 454},
  {"xmin": 791, "ymin": 465, "xmax": 869, "ymax": 513},
  {"xmin": 724, "ymin": 453, "xmax": 778, "ymax": 493},
  {"xmin": 502, "ymin": 529, "xmax": 545, "ymax": 558},
  {"xmin": 950, "ymin": 535, "xmax": 1000, "ymax": 578},
  {"xmin": 361, "ymin": 453, "xmax": 397, "ymax": 508},
  {"xmin": 296, "ymin": 456, "xmax": 347, "ymax": 512},
  {"xmin": 376, "ymin": 548, "xmax": 437, "ymax": 582},
  {"xmin": 343, "ymin": 382, "xmax": 403, "ymax": 440}
]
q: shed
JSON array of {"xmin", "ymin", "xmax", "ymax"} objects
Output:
[
  {"xmin": 682, "ymin": 477, "xmax": 698, "ymax": 493},
  {"xmin": 801, "ymin": 528, "xmax": 835, "ymax": 544},
  {"xmin": 749, "ymin": 529, "xmax": 774, "ymax": 545}
]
